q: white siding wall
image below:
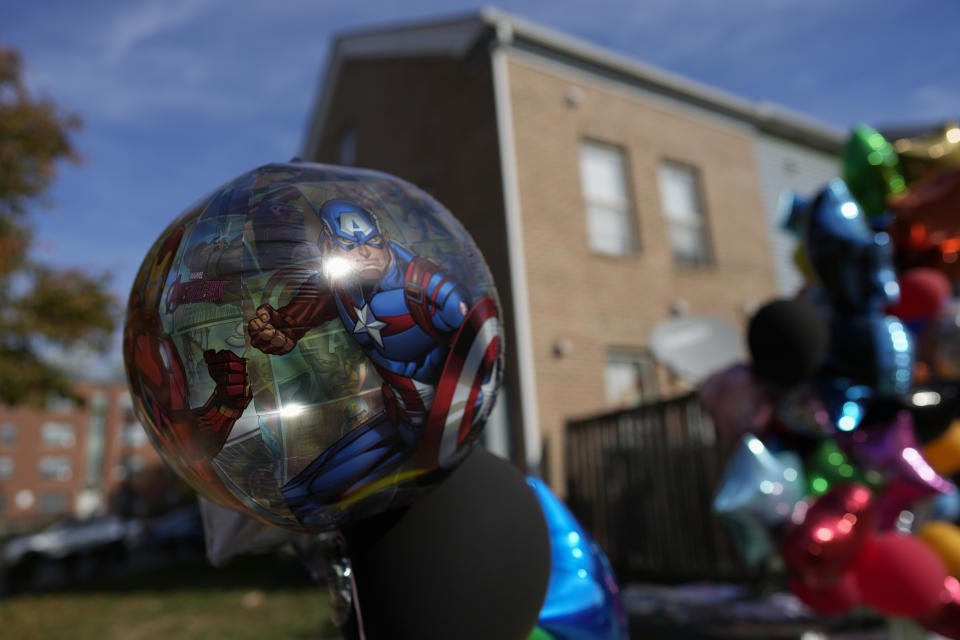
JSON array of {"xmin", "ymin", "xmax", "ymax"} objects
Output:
[{"xmin": 754, "ymin": 134, "xmax": 839, "ymax": 296}]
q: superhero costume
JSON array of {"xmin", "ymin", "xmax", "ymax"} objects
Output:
[{"xmin": 249, "ymin": 200, "xmax": 500, "ymax": 527}]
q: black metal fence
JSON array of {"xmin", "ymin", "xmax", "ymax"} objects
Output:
[{"xmin": 566, "ymin": 393, "xmax": 755, "ymax": 584}]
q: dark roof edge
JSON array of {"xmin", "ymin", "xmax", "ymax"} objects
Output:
[{"xmin": 301, "ymin": 7, "xmax": 847, "ymax": 157}]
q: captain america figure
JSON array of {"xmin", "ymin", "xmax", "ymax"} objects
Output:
[{"xmin": 248, "ymin": 199, "xmax": 500, "ymax": 527}]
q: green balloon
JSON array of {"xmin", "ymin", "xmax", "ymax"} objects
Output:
[
  {"xmin": 842, "ymin": 124, "xmax": 907, "ymax": 216},
  {"xmin": 804, "ymin": 439, "xmax": 882, "ymax": 495},
  {"xmin": 528, "ymin": 627, "xmax": 557, "ymax": 640}
]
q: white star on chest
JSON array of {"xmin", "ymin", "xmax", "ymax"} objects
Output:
[{"xmin": 352, "ymin": 303, "xmax": 388, "ymax": 347}]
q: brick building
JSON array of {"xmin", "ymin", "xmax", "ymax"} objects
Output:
[
  {"xmin": 299, "ymin": 9, "xmax": 845, "ymax": 490},
  {"xmin": 0, "ymin": 384, "xmax": 171, "ymax": 529}
]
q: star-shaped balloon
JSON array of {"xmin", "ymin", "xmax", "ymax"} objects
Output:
[
  {"xmin": 843, "ymin": 124, "xmax": 906, "ymax": 218},
  {"xmin": 713, "ymin": 435, "xmax": 806, "ymax": 527},
  {"xmin": 798, "ymin": 180, "xmax": 900, "ymax": 312},
  {"xmin": 836, "ymin": 411, "xmax": 955, "ymax": 529}
]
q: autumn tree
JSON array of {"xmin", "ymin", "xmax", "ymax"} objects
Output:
[{"xmin": 0, "ymin": 44, "xmax": 116, "ymax": 406}]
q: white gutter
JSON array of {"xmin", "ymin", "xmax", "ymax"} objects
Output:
[{"xmin": 489, "ymin": 22, "xmax": 542, "ymax": 474}]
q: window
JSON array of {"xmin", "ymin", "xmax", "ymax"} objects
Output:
[
  {"xmin": 114, "ymin": 455, "xmax": 146, "ymax": 481},
  {"xmin": 42, "ymin": 422, "xmax": 76, "ymax": 448},
  {"xmin": 118, "ymin": 422, "xmax": 148, "ymax": 448},
  {"xmin": 0, "ymin": 422, "xmax": 17, "ymax": 444},
  {"xmin": 579, "ymin": 141, "xmax": 636, "ymax": 255},
  {"xmin": 658, "ymin": 161, "xmax": 711, "ymax": 267},
  {"xmin": 0, "ymin": 456, "xmax": 13, "ymax": 480},
  {"xmin": 122, "ymin": 456, "xmax": 146, "ymax": 475},
  {"xmin": 38, "ymin": 456, "xmax": 72, "ymax": 481},
  {"xmin": 339, "ymin": 128, "xmax": 357, "ymax": 166},
  {"xmin": 605, "ymin": 349, "xmax": 659, "ymax": 408},
  {"xmin": 36, "ymin": 492, "xmax": 68, "ymax": 514},
  {"xmin": 45, "ymin": 393, "xmax": 75, "ymax": 412}
]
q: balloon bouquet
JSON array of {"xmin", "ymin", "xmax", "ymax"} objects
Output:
[
  {"xmin": 123, "ymin": 161, "xmax": 628, "ymax": 640},
  {"xmin": 703, "ymin": 122, "xmax": 960, "ymax": 635}
]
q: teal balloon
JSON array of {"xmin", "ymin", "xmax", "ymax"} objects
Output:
[
  {"xmin": 713, "ymin": 436, "xmax": 805, "ymax": 567},
  {"xmin": 717, "ymin": 510, "xmax": 774, "ymax": 568},
  {"xmin": 713, "ymin": 435, "xmax": 806, "ymax": 527}
]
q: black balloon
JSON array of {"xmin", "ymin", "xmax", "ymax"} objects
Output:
[
  {"xmin": 748, "ymin": 299, "xmax": 830, "ymax": 387},
  {"xmin": 908, "ymin": 381, "xmax": 960, "ymax": 444},
  {"xmin": 342, "ymin": 449, "xmax": 551, "ymax": 640}
]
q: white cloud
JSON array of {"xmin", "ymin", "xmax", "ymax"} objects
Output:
[
  {"xmin": 103, "ymin": 0, "xmax": 222, "ymax": 62},
  {"xmin": 908, "ymin": 84, "xmax": 960, "ymax": 121}
]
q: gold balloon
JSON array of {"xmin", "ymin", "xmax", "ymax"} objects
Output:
[
  {"xmin": 792, "ymin": 242, "xmax": 816, "ymax": 284},
  {"xmin": 920, "ymin": 521, "xmax": 960, "ymax": 577},
  {"xmin": 923, "ymin": 419, "xmax": 960, "ymax": 476},
  {"xmin": 892, "ymin": 121, "xmax": 960, "ymax": 184}
]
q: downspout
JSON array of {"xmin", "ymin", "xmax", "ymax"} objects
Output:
[{"xmin": 489, "ymin": 19, "xmax": 542, "ymax": 475}]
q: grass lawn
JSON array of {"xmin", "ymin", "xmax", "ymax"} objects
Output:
[{"xmin": 0, "ymin": 554, "xmax": 336, "ymax": 640}]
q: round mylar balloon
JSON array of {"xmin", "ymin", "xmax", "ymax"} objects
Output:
[{"xmin": 123, "ymin": 162, "xmax": 504, "ymax": 532}]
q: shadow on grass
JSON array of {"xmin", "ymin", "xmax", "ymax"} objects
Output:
[{"xmin": 52, "ymin": 551, "xmax": 318, "ymax": 595}]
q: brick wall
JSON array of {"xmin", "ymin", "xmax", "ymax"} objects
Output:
[
  {"xmin": 0, "ymin": 383, "xmax": 166, "ymax": 525},
  {"xmin": 505, "ymin": 55, "xmax": 778, "ymax": 491}
]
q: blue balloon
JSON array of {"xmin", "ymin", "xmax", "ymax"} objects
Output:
[
  {"xmin": 816, "ymin": 378, "xmax": 871, "ymax": 433},
  {"xmin": 528, "ymin": 477, "xmax": 630, "ymax": 640},
  {"xmin": 797, "ymin": 179, "xmax": 900, "ymax": 312},
  {"xmin": 828, "ymin": 313, "xmax": 914, "ymax": 396},
  {"xmin": 931, "ymin": 490, "xmax": 960, "ymax": 522}
]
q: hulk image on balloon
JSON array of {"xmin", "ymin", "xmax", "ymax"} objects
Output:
[{"xmin": 123, "ymin": 163, "xmax": 503, "ymax": 532}]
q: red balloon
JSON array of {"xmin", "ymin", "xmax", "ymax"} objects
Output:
[
  {"xmin": 919, "ymin": 576, "xmax": 960, "ymax": 639},
  {"xmin": 887, "ymin": 267, "xmax": 952, "ymax": 323},
  {"xmin": 780, "ymin": 484, "xmax": 874, "ymax": 586},
  {"xmin": 854, "ymin": 533, "xmax": 948, "ymax": 617},
  {"xmin": 788, "ymin": 571, "xmax": 861, "ymax": 616}
]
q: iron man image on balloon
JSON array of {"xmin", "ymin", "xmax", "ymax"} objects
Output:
[
  {"xmin": 123, "ymin": 224, "xmax": 254, "ymax": 516},
  {"xmin": 247, "ymin": 199, "xmax": 501, "ymax": 528}
]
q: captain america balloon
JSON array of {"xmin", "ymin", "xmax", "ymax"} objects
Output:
[{"xmin": 123, "ymin": 162, "xmax": 503, "ymax": 532}]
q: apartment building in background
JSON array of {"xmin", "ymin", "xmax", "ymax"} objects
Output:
[
  {"xmin": 0, "ymin": 384, "xmax": 172, "ymax": 529},
  {"xmin": 300, "ymin": 9, "xmax": 845, "ymax": 491}
]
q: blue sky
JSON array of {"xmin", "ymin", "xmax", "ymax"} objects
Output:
[{"xmin": 3, "ymin": 0, "xmax": 959, "ymax": 374}]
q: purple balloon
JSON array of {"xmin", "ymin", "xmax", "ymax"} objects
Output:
[
  {"xmin": 837, "ymin": 411, "xmax": 954, "ymax": 528},
  {"xmin": 700, "ymin": 364, "xmax": 774, "ymax": 444}
]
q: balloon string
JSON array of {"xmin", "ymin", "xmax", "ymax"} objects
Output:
[
  {"xmin": 340, "ymin": 534, "xmax": 366, "ymax": 640},
  {"xmin": 350, "ymin": 563, "xmax": 366, "ymax": 640}
]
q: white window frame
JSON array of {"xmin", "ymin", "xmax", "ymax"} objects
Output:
[
  {"xmin": 119, "ymin": 422, "xmax": 149, "ymax": 448},
  {"xmin": 41, "ymin": 422, "xmax": 77, "ymax": 448},
  {"xmin": 0, "ymin": 456, "xmax": 14, "ymax": 480},
  {"xmin": 579, "ymin": 140, "xmax": 637, "ymax": 256},
  {"xmin": 0, "ymin": 422, "xmax": 17, "ymax": 444},
  {"xmin": 604, "ymin": 348, "xmax": 659, "ymax": 408},
  {"xmin": 658, "ymin": 160, "xmax": 712, "ymax": 267},
  {"xmin": 38, "ymin": 456, "xmax": 72, "ymax": 481}
]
